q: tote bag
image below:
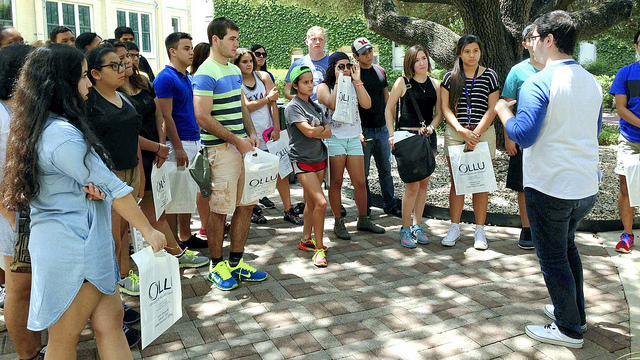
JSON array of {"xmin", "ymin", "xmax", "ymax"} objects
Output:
[
  {"xmin": 448, "ymin": 142, "xmax": 497, "ymax": 195},
  {"xmin": 131, "ymin": 247, "xmax": 182, "ymax": 349},
  {"xmin": 240, "ymin": 148, "xmax": 279, "ymax": 204},
  {"xmin": 151, "ymin": 164, "xmax": 172, "ymax": 221},
  {"xmin": 266, "ymin": 129, "xmax": 293, "ymax": 179},
  {"xmin": 164, "ymin": 162, "xmax": 198, "ymax": 214},
  {"xmin": 332, "ymin": 72, "xmax": 353, "ymax": 123}
]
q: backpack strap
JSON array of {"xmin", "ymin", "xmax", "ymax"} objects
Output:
[
  {"xmin": 372, "ymin": 64, "xmax": 386, "ymax": 84},
  {"xmin": 117, "ymin": 91, "xmax": 135, "ymax": 109}
]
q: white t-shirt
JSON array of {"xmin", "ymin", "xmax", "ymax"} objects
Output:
[
  {"xmin": 321, "ymin": 83, "xmax": 362, "ymax": 139},
  {"xmin": 0, "ymin": 101, "xmax": 15, "ymax": 254}
]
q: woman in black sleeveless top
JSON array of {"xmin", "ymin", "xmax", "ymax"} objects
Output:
[{"xmin": 385, "ymin": 45, "xmax": 442, "ymax": 249}]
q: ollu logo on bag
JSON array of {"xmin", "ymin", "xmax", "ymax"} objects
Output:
[
  {"xmin": 249, "ymin": 174, "xmax": 278, "ymax": 187},
  {"xmin": 148, "ymin": 277, "xmax": 172, "ymax": 301},
  {"xmin": 338, "ymin": 92, "xmax": 350, "ymax": 102},
  {"xmin": 155, "ymin": 177, "xmax": 167, "ymax": 191},
  {"xmin": 458, "ymin": 161, "xmax": 486, "ymax": 173}
]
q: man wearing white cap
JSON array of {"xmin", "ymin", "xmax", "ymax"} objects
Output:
[{"xmin": 352, "ymin": 37, "xmax": 400, "ymax": 217}]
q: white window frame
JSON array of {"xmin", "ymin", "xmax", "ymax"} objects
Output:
[
  {"xmin": 117, "ymin": 10, "xmax": 154, "ymax": 56},
  {"xmin": 0, "ymin": 0, "xmax": 15, "ymax": 27},
  {"xmin": 171, "ymin": 17, "xmax": 180, "ymax": 33},
  {"xmin": 46, "ymin": 1, "xmax": 93, "ymax": 36}
]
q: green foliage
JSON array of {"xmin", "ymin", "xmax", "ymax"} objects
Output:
[
  {"xmin": 594, "ymin": 74, "xmax": 615, "ymax": 111},
  {"xmin": 585, "ymin": 34, "xmax": 637, "ymax": 76},
  {"xmin": 213, "ymin": 0, "xmax": 394, "ymax": 70},
  {"xmin": 599, "ymin": 123, "xmax": 619, "ymax": 146}
]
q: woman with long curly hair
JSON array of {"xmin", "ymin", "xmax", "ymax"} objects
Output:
[
  {"xmin": 1, "ymin": 43, "xmax": 165, "ymax": 359},
  {"xmin": 440, "ymin": 35, "xmax": 500, "ymax": 250}
]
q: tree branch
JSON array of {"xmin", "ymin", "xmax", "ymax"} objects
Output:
[
  {"xmin": 571, "ymin": 0, "xmax": 635, "ymax": 39},
  {"xmin": 529, "ymin": 0, "xmax": 576, "ymax": 20},
  {"xmin": 363, "ymin": 0, "xmax": 460, "ymax": 68}
]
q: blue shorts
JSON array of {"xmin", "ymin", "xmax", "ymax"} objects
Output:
[{"xmin": 325, "ymin": 136, "xmax": 364, "ymax": 157}]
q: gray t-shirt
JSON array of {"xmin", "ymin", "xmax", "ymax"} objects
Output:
[{"xmin": 285, "ymin": 96, "xmax": 329, "ymax": 163}]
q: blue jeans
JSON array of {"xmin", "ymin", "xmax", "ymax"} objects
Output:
[
  {"xmin": 525, "ymin": 187, "xmax": 597, "ymax": 339},
  {"xmin": 362, "ymin": 127, "xmax": 396, "ymax": 211}
]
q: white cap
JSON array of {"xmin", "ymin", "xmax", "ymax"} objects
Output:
[{"xmin": 352, "ymin": 37, "xmax": 373, "ymax": 55}]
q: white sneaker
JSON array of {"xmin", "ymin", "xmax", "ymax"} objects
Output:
[
  {"xmin": 525, "ymin": 322, "xmax": 583, "ymax": 348},
  {"xmin": 474, "ymin": 226, "xmax": 488, "ymax": 250},
  {"xmin": 441, "ymin": 224, "xmax": 461, "ymax": 247},
  {"xmin": 544, "ymin": 304, "xmax": 587, "ymax": 332}
]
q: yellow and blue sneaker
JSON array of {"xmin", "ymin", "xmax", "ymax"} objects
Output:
[
  {"xmin": 227, "ymin": 258, "xmax": 268, "ymax": 282},
  {"xmin": 207, "ymin": 261, "xmax": 239, "ymax": 291}
]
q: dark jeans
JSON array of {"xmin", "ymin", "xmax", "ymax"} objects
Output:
[
  {"xmin": 525, "ymin": 187, "xmax": 597, "ymax": 339},
  {"xmin": 362, "ymin": 126, "xmax": 396, "ymax": 211}
]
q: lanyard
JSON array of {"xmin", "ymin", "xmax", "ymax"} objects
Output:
[{"xmin": 463, "ymin": 66, "xmax": 480, "ymax": 123}]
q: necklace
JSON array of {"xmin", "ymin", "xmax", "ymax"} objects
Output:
[{"xmin": 415, "ymin": 79, "xmax": 428, "ymax": 93}]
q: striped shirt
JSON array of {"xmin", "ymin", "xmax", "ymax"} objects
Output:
[
  {"xmin": 193, "ymin": 58, "xmax": 246, "ymax": 147},
  {"xmin": 442, "ymin": 68, "xmax": 500, "ymax": 126}
]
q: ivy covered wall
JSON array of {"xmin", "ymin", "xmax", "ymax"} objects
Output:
[{"xmin": 212, "ymin": 0, "xmax": 394, "ymax": 71}]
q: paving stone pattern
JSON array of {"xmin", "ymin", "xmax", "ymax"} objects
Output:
[{"xmin": 0, "ymin": 186, "xmax": 631, "ymax": 359}]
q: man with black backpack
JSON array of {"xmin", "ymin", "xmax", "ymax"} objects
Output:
[{"xmin": 352, "ymin": 37, "xmax": 401, "ymax": 217}]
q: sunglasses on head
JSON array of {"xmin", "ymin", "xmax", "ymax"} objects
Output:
[
  {"xmin": 337, "ymin": 63, "xmax": 353, "ymax": 70},
  {"xmin": 254, "ymin": 51, "xmax": 267, "ymax": 58}
]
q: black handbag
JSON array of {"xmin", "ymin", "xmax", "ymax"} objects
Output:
[{"xmin": 391, "ymin": 77, "xmax": 436, "ymax": 183}]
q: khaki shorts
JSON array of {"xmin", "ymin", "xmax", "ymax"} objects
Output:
[
  {"xmin": 615, "ymin": 134, "xmax": 640, "ymax": 175},
  {"xmin": 113, "ymin": 167, "xmax": 141, "ymax": 202},
  {"xmin": 207, "ymin": 143, "xmax": 257, "ymax": 214},
  {"xmin": 444, "ymin": 124, "xmax": 496, "ymax": 158}
]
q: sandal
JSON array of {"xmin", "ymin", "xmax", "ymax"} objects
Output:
[{"xmin": 284, "ymin": 209, "xmax": 304, "ymax": 225}]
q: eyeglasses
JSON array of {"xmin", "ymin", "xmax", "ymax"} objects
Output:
[
  {"xmin": 98, "ymin": 62, "xmax": 125, "ymax": 71},
  {"xmin": 527, "ymin": 35, "xmax": 542, "ymax": 41},
  {"xmin": 337, "ymin": 63, "xmax": 353, "ymax": 70},
  {"xmin": 254, "ymin": 51, "xmax": 267, "ymax": 58},
  {"xmin": 129, "ymin": 53, "xmax": 140, "ymax": 59}
]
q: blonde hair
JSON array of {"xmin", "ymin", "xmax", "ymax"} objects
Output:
[{"xmin": 306, "ymin": 26, "xmax": 325, "ymax": 40}]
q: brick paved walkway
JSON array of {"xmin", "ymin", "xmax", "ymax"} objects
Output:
[{"xmin": 0, "ymin": 186, "xmax": 632, "ymax": 359}]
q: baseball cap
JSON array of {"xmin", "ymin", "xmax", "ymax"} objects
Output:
[
  {"xmin": 289, "ymin": 65, "xmax": 312, "ymax": 94},
  {"xmin": 352, "ymin": 37, "xmax": 373, "ymax": 55}
]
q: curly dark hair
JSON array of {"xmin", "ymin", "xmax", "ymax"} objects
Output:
[
  {"xmin": 2, "ymin": 44, "xmax": 111, "ymax": 210},
  {"xmin": 0, "ymin": 44, "xmax": 33, "ymax": 100}
]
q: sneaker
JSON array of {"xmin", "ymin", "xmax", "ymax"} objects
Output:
[
  {"xmin": 207, "ymin": 261, "xmax": 239, "ymax": 291},
  {"xmin": 199, "ymin": 228, "xmax": 207, "ymax": 236},
  {"xmin": 292, "ymin": 202, "xmax": 305, "ymax": 215},
  {"xmin": 251, "ymin": 205, "xmax": 267, "ymax": 224},
  {"xmin": 0, "ymin": 285, "xmax": 5, "ymax": 308},
  {"xmin": 123, "ymin": 324, "xmax": 141, "ymax": 348},
  {"xmin": 313, "ymin": 247, "xmax": 328, "ymax": 267},
  {"xmin": 119, "ymin": 271, "xmax": 140, "ymax": 296},
  {"xmin": 334, "ymin": 217, "xmax": 351, "ymax": 240},
  {"xmin": 228, "ymin": 258, "xmax": 268, "ymax": 282},
  {"xmin": 340, "ymin": 205, "xmax": 347, "ymax": 217},
  {"xmin": 525, "ymin": 322, "xmax": 583, "ymax": 348},
  {"xmin": 123, "ymin": 303, "xmax": 140, "ymax": 325},
  {"xmin": 474, "ymin": 226, "xmax": 488, "ymax": 250},
  {"xmin": 179, "ymin": 234, "xmax": 208, "ymax": 249},
  {"xmin": 399, "ymin": 227, "xmax": 417, "ymax": 248},
  {"xmin": 177, "ymin": 248, "xmax": 209, "ymax": 268},
  {"xmin": 518, "ymin": 227, "xmax": 534, "ymax": 250},
  {"xmin": 384, "ymin": 205, "xmax": 402, "ymax": 218},
  {"xmin": 224, "ymin": 222, "xmax": 231, "ymax": 233},
  {"xmin": 544, "ymin": 304, "xmax": 587, "ymax": 332},
  {"xmin": 616, "ymin": 232, "xmax": 634, "ymax": 253},
  {"xmin": 410, "ymin": 224, "xmax": 430, "ymax": 245},
  {"xmin": 441, "ymin": 224, "xmax": 461, "ymax": 247},
  {"xmin": 299, "ymin": 237, "xmax": 317, "ymax": 252},
  {"xmin": 284, "ymin": 209, "xmax": 304, "ymax": 225},
  {"xmin": 357, "ymin": 215, "xmax": 385, "ymax": 234},
  {"xmin": 259, "ymin": 197, "xmax": 276, "ymax": 209}
]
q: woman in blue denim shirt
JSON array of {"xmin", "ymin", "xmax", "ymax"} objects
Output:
[{"xmin": 1, "ymin": 44, "xmax": 166, "ymax": 359}]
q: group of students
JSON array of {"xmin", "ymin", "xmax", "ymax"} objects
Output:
[{"xmin": 0, "ymin": 8, "xmax": 635, "ymax": 356}]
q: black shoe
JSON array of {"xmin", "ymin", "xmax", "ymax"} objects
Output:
[
  {"xmin": 259, "ymin": 197, "xmax": 276, "ymax": 209},
  {"xmin": 292, "ymin": 202, "xmax": 305, "ymax": 215},
  {"xmin": 251, "ymin": 213, "xmax": 267, "ymax": 224},
  {"xmin": 179, "ymin": 234, "xmax": 208, "ymax": 249},
  {"xmin": 284, "ymin": 209, "xmax": 303, "ymax": 225},
  {"xmin": 123, "ymin": 303, "xmax": 140, "ymax": 325},
  {"xmin": 518, "ymin": 227, "xmax": 534, "ymax": 250},
  {"xmin": 123, "ymin": 324, "xmax": 141, "ymax": 348},
  {"xmin": 384, "ymin": 205, "xmax": 402, "ymax": 218},
  {"xmin": 340, "ymin": 205, "xmax": 347, "ymax": 217}
]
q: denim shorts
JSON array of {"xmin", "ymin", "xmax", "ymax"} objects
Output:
[{"xmin": 325, "ymin": 135, "xmax": 364, "ymax": 156}]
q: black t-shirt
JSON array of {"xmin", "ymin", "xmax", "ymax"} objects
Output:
[
  {"xmin": 398, "ymin": 77, "xmax": 437, "ymax": 129},
  {"xmin": 87, "ymin": 88, "xmax": 142, "ymax": 171},
  {"xmin": 130, "ymin": 84, "xmax": 158, "ymax": 184},
  {"xmin": 359, "ymin": 65, "xmax": 388, "ymax": 128}
]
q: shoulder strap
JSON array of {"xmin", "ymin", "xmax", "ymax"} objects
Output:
[
  {"xmin": 401, "ymin": 77, "xmax": 426, "ymax": 128},
  {"xmin": 117, "ymin": 91, "xmax": 135, "ymax": 109},
  {"xmin": 373, "ymin": 64, "xmax": 386, "ymax": 84}
]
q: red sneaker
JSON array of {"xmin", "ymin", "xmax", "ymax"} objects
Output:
[
  {"xmin": 616, "ymin": 232, "xmax": 634, "ymax": 253},
  {"xmin": 299, "ymin": 237, "xmax": 317, "ymax": 252},
  {"xmin": 199, "ymin": 228, "xmax": 207, "ymax": 236}
]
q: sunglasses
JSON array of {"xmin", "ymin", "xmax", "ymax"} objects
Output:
[
  {"xmin": 337, "ymin": 63, "xmax": 353, "ymax": 70},
  {"xmin": 254, "ymin": 51, "xmax": 267, "ymax": 58},
  {"xmin": 98, "ymin": 62, "xmax": 125, "ymax": 71}
]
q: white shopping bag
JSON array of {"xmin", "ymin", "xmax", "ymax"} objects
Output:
[
  {"xmin": 164, "ymin": 162, "xmax": 198, "ymax": 214},
  {"xmin": 151, "ymin": 164, "xmax": 172, "ymax": 221},
  {"xmin": 624, "ymin": 154, "xmax": 640, "ymax": 206},
  {"xmin": 131, "ymin": 247, "xmax": 182, "ymax": 349},
  {"xmin": 240, "ymin": 148, "xmax": 279, "ymax": 204},
  {"xmin": 266, "ymin": 129, "xmax": 293, "ymax": 179},
  {"xmin": 448, "ymin": 142, "xmax": 497, "ymax": 195},
  {"xmin": 332, "ymin": 72, "xmax": 353, "ymax": 123},
  {"xmin": 129, "ymin": 224, "xmax": 146, "ymax": 253}
]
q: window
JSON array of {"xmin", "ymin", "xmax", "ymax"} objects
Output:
[
  {"xmin": 0, "ymin": 0, "xmax": 13, "ymax": 27},
  {"xmin": 46, "ymin": 2, "xmax": 92, "ymax": 37},
  {"xmin": 171, "ymin": 17, "xmax": 180, "ymax": 33},
  {"xmin": 117, "ymin": 10, "xmax": 152, "ymax": 54},
  {"xmin": 392, "ymin": 41, "xmax": 405, "ymax": 70}
]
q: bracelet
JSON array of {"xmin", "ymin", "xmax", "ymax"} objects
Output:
[
  {"xmin": 156, "ymin": 142, "xmax": 161, "ymax": 153},
  {"xmin": 355, "ymin": 82, "xmax": 364, "ymax": 86},
  {"xmin": 427, "ymin": 125, "xmax": 435, "ymax": 132}
]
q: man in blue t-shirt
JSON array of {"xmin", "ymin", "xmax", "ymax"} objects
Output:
[
  {"xmin": 501, "ymin": 24, "xmax": 544, "ymax": 250},
  {"xmin": 610, "ymin": 29, "xmax": 640, "ymax": 254},
  {"xmin": 154, "ymin": 32, "xmax": 208, "ymax": 249},
  {"xmin": 284, "ymin": 26, "xmax": 329, "ymax": 102}
]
